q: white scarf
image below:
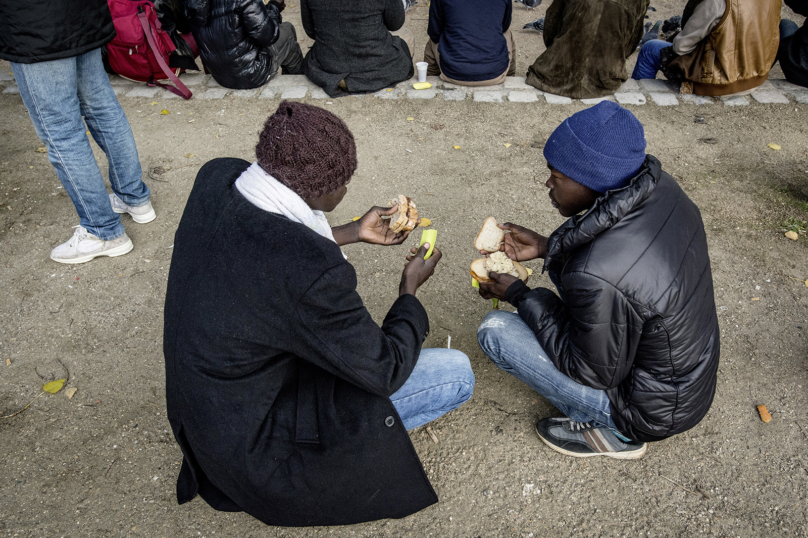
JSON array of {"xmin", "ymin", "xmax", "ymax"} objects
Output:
[{"xmin": 235, "ymin": 162, "xmax": 343, "ymax": 253}]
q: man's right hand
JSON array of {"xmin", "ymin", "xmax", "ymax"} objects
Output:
[
  {"xmin": 479, "ymin": 223, "xmax": 548, "ymax": 261},
  {"xmin": 399, "ymin": 243, "xmax": 442, "ymax": 296}
]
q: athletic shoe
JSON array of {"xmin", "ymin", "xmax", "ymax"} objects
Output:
[
  {"xmin": 109, "ymin": 193, "xmax": 156, "ymax": 224},
  {"xmin": 535, "ymin": 417, "xmax": 647, "ymax": 460},
  {"xmin": 50, "ymin": 226, "xmax": 134, "ymax": 264}
]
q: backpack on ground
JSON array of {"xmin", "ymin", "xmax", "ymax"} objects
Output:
[{"xmin": 105, "ymin": 0, "xmax": 197, "ymax": 99}]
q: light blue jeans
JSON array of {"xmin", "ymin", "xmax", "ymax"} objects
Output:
[
  {"xmin": 11, "ymin": 48, "xmax": 150, "ymax": 240},
  {"xmin": 390, "ymin": 348, "xmax": 475, "ymax": 430},
  {"xmin": 477, "ymin": 310, "xmax": 629, "ymax": 439},
  {"xmin": 632, "ymin": 39, "xmax": 674, "ymax": 80}
]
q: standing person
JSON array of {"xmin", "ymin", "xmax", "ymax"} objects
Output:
[
  {"xmin": 301, "ymin": 0, "xmax": 414, "ymax": 97},
  {"xmin": 525, "ymin": 0, "xmax": 649, "ymax": 99},
  {"xmin": 423, "ymin": 0, "xmax": 516, "ymax": 86},
  {"xmin": 476, "ymin": 102, "xmax": 719, "ymax": 459},
  {"xmin": 185, "ymin": 0, "xmax": 303, "ymax": 89},
  {"xmin": 0, "ymin": 0, "xmax": 155, "ymax": 264},
  {"xmin": 777, "ymin": 0, "xmax": 808, "ymax": 89},
  {"xmin": 164, "ymin": 102, "xmax": 475, "ymax": 526}
]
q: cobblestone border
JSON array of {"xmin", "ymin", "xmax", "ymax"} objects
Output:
[{"xmin": 1, "ymin": 72, "xmax": 807, "ymax": 106}]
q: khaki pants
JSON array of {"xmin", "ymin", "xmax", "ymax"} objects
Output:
[
  {"xmin": 391, "ymin": 28, "xmax": 415, "ymax": 58},
  {"xmin": 423, "ymin": 30, "xmax": 515, "ymax": 85}
]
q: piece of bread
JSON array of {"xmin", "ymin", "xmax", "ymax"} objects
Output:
[
  {"xmin": 389, "ymin": 195, "xmax": 418, "ymax": 233},
  {"xmin": 469, "ymin": 253, "xmax": 529, "ymax": 283},
  {"xmin": 474, "ymin": 217, "xmax": 504, "ymax": 252}
]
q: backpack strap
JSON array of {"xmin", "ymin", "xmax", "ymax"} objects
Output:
[{"xmin": 137, "ymin": 8, "xmax": 193, "ymax": 100}]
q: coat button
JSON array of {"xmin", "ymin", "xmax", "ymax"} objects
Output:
[{"xmin": 384, "ymin": 416, "xmax": 395, "ymax": 427}]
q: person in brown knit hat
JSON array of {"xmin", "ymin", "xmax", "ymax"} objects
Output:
[{"xmin": 163, "ymin": 101, "xmax": 475, "ymax": 526}]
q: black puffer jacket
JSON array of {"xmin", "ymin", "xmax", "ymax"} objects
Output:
[
  {"xmin": 0, "ymin": 0, "xmax": 114, "ymax": 63},
  {"xmin": 185, "ymin": 0, "xmax": 281, "ymax": 89},
  {"xmin": 781, "ymin": 0, "xmax": 808, "ymax": 88},
  {"xmin": 506, "ymin": 156, "xmax": 720, "ymax": 442}
]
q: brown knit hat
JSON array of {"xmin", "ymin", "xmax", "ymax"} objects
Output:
[{"xmin": 256, "ymin": 101, "xmax": 358, "ymax": 199}]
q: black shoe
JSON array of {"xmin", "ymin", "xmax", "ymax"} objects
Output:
[{"xmin": 535, "ymin": 417, "xmax": 647, "ymax": 459}]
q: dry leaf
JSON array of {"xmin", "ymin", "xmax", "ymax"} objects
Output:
[
  {"xmin": 150, "ymin": 101, "xmax": 158, "ymax": 105},
  {"xmin": 419, "ymin": 218, "xmax": 432, "ymax": 227},
  {"xmin": 785, "ymin": 231, "xmax": 799, "ymax": 241},
  {"xmin": 453, "ymin": 146, "xmax": 461, "ymax": 150},
  {"xmin": 160, "ymin": 109, "xmax": 170, "ymax": 115},
  {"xmin": 767, "ymin": 143, "xmax": 781, "ymax": 151},
  {"xmin": 352, "ymin": 216, "xmax": 361, "ymax": 221},
  {"xmin": 386, "ymin": 88, "xmax": 394, "ymax": 92},
  {"xmin": 85, "ymin": 131, "xmax": 90, "ymax": 135},
  {"xmin": 503, "ymin": 143, "xmax": 512, "ymax": 148},
  {"xmin": 751, "ymin": 297, "xmax": 759, "ymax": 301},
  {"xmin": 526, "ymin": 267, "xmax": 534, "ymax": 276},
  {"xmin": 188, "ymin": 119, "xmax": 195, "ymax": 123},
  {"xmin": 43, "ymin": 379, "xmax": 66, "ymax": 394},
  {"xmin": 184, "ymin": 153, "xmax": 194, "ymax": 158},
  {"xmin": 406, "ymin": 117, "xmax": 415, "ymax": 121},
  {"xmin": 757, "ymin": 404, "xmax": 771, "ymax": 423},
  {"xmin": 35, "ymin": 146, "xmax": 47, "ymax": 153},
  {"xmin": 5, "ymin": 359, "xmax": 10, "ymax": 366},
  {"xmin": 65, "ymin": 387, "xmax": 77, "ymax": 399},
  {"xmin": 28, "ymin": 166, "xmax": 33, "ymax": 169}
]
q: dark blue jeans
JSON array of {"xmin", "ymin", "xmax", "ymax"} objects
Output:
[{"xmin": 632, "ymin": 39, "xmax": 674, "ymax": 80}]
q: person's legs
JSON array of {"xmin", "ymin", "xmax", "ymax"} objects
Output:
[
  {"xmin": 390, "ymin": 348, "xmax": 475, "ymax": 430},
  {"xmin": 504, "ymin": 29, "xmax": 516, "ymax": 77},
  {"xmin": 391, "ymin": 28, "xmax": 415, "ymax": 58},
  {"xmin": 778, "ymin": 19, "xmax": 799, "ymax": 64},
  {"xmin": 631, "ymin": 39, "xmax": 673, "ymax": 80},
  {"xmin": 423, "ymin": 40, "xmax": 442, "ymax": 76},
  {"xmin": 271, "ymin": 22, "xmax": 304, "ymax": 75}
]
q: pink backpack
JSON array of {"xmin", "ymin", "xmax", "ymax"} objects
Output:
[{"xmin": 106, "ymin": 0, "xmax": 195, "ymax": 99}]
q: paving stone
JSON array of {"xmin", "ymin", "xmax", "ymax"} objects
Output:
[
  {"xmin": 265, "ymin": 75, "xmax": 311, "ymax": 88},
  {"xmin": 112, "ymin": 86, "xmax": 131, "ymax": 96},
  {"xmin": 2, "ymin": 85, "xmax": 20, "ymax": 94},
  {"xmin": 259, "ymin": 87, "xmax": 277, "ymax": 99},
  {"xmin": 544, "ymin": 93, "xmax": 572, "ymax": 104},
  {"xmin": 751, "ymin": 89, "xmax": 789, "ymax": 104},
  {"xmin": 753, "ymin": 80, "xmax": 775, "ymax": 91},
  {"xmin": 770, "ymin": 79, "xmax": 806, "ymax": 95},
  {"xmin": 507, "ymin": 90, "xmax": 539, "ymax": 103},
  {"xmin": 161, "ymin": 89, "xmax": 182, "ymax": 99},
  {"xmin": 638, "ymin": 79, "xmax": 677, "ymax": 93},
  {"xmin": 125, "ymin": 87, "xmax": 161, "ymax": 98},
  {"xmin": 205, "ymin": 78, "xmax": 223, "ymax": 88},
  {"xmin": 281, "ymin": 86, "xmax": 308, "ymax": 99},
  {"xmin": 0, "ymin": 72, "xmax": 14, "ymax": 82},
  {"xmin": 649, "ymin": 92, "xmax": 678, "ymax": 106},
  {"xmin": 580, "ymin": 96, "xmax": 615, "ymax": 105},
  {"xmin": 178, "ymin": 74, "xmax": 209, "ymax": 86},
  {"xmin": 442, "ymin": 89, "xmax": 467, "ymax": 101},
  {"xmin": 310, "ymin": 87, "xmax": 330, "ymax": 99},
  {"xmin": 373, "ymin": 88, "xmax": 400, "ymax": 99},
  {"xmin": 791, "ymin": 92, "xmax": 808, "ymax": 104},
  {"xmin": 396, "ymin": 77, "xmax": 419, "ymax": 89},
  {"xmin": 721, "ymin": 95, "xmax": 749, "ymax": 106},
  {"xmin": 473, "ymin": 90, "xmax": 503, "ymax": 102},
  {"xmin": 618, "ymin": 79, "xmax": 640, "ymax": 92},
  {"xmin": 679, "ymin": 94, "xmax": 714, "ymax": 105},
  {"xmin": 230, "ymin": 89, "xmax": 258, "ymax": 98},
  {"xmin": 614, "ymin": 92, "xmax": 646, "ymax": 105},
  {"xmin": 407, "ymin": 89, "xmax": 439, "ymax": 99},
  {"xmin": 504, "ymin": 77, "xmax": 533, "ymax": 90},
  {"xmin": 200, "ymin": 88, "xmax": 230, "ymax": 99}
]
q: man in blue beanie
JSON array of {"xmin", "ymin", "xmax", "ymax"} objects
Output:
[{"xmin": 476, "ymin": 102, "xmax": 719, "ymax": 459}]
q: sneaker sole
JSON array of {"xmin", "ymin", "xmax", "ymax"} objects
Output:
[
  {"xmin": 112, "ymin": 206, "xmax": 156, "ymax": 224},
  {"xmin": 50, "ymin": 238, "xmax": 134, "ymax": 264},
  {"xmin": 535, "ymin": 423, "xmax": 647, "ymax": 460}
]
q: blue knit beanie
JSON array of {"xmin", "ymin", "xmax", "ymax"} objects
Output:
[{"xmin": 543, "ymin": 101, "xmax": 647, "ymax": 193}]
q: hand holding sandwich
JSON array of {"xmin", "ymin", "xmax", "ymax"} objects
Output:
[
  {"xmin": 400, "ymin": 243, "xmax": 442, "ymax": 297},
  {"xmin": 478, "ymin": 271, "xmax": 519, "ymax": 301},
  {"xmin": 332, "ymin": 204, "xmax": 419, "ymax": 246},
  {"xmin": 480, "ymin": 223, "xmax": 549, "ymax": 262}
]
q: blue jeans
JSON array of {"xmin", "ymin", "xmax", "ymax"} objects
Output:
[
  {"xmin": 11, "ymin": 48, "xmax": 149, "ymax": 240},
  {"xmin": 390, "ymin": 348, "xmax": 475, "ymax": 430},
  {"xmin": 779, "ymin": 19, "xmax": 799, "ymax": 62},
  {"xmin": 632, "ymin": 39, "xmax": 673, "ymax": 80},
  {"xmin": 477, "ymin": 311, "xmax": 628, "ymax": 438}
]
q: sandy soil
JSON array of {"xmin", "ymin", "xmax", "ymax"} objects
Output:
[{"xmin": 2, "ymin": 2, "xmax": 808, "ymax": 537}]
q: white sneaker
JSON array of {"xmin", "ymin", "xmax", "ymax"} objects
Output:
[
  {"xmin": 109, "ymin": 193, "xmax": 156, "ymax": 224},
  {"xmin": 50, "ymin": 226, "xmax": 133, "ymax": 264}
]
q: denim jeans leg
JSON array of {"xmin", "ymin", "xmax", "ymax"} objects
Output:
[
  {"xmin": 390, "ymin": 348, "xmax": 475, "ymax": 430},
  {"xmin": 76, "ymin": 48, "xmax": 149, "ymax": 208},
  {"xmin": 477, "ymin": 310, "xmax": 623, "ymax": 434},
  {"xmin": 631, "ymin": 40, "xmax": 673, "ymax": 80},
  {"xmin": 11, "ymin": 54, "xmax": 125, "ymax": 240}
]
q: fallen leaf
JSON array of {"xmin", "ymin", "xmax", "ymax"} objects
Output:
[
  {"xmin": 85, "ymin": 131, "xmax": 90, "ymax": 135},
  {"xmin": 526, "ymin": 267, "xmax": 534, "ymax": 276},
  {"xmin": 751, "ymin": 297, "xmax": 759, "ymax": 301},
  {"xmin": 28, "ymin": 166, "xmax": 33, "ymax": 169},
  {"xmin": 767, "ymin": 143, "xmax": 781, "ymax": 151},
  {"xmin": 419, "ymin": 218, "xmax": 432, "ymax": 227},
  {"xmin": 5, "ymin": 359, "xmax": 10, "ymax": 366},
  {"xmin": 43, "ymin": 379, "xmax": 66, "ymax": 394},
  {"xmin": 406, "ymin": 117, "xmax": 415, "ymax": 121},
  {"xmin": 757, "ymin": 404, "xmax": 771, "ymax": 423},
  {"xmin": 785, "ymin": 231, "xmax": 799, "ymax": 241},
  {"xmin": 160, "ymin": 109, "xmax": 170, "ymax": 115},
  {"xmin": 453, "ymin": 146, "xmax": 461, "ymax": 150},
  {"xmin": 352, "ymin": 216, "xmax": 361, "ymax": 221},
  {"xmin": 503, "ymin": 143, "xmax": 512, "ymax": 148},
  {"xmin": 431, "ymin": 124, "xmax": 445, "ymax": 130},
  {"xmin": 150, "ymin": 101, "xmax": 158, "ymax": 106},
  {"xmin": 188, "ymin": 119, "xmax": 195, "ymax": 123},
  {"xmin": 65, "ymin": 387, "xmax": 77, "ymax": 399},
  {"xmin": 387, "ymin": 88, "xmax": 394, "ymax": 92},
  {"xmin": 35, "ymin": 146, "xmax": 47, "ymax": 153},
  {"xmin": 184, "ymin": 153, "xmax": 194, "ymax": 158}
]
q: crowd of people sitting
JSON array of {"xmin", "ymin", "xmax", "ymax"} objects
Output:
[{"xmin": 0, "ymin": 0, "xmax": 803, "ymax": 530}]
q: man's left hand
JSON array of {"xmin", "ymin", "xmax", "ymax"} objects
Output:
[
  {"xmin": 478, "ymin": 272, "xmax": 519, "ymax": 301},
  {"xmin": 356, "ymin": 205, "xmax": 418, "ymax": 246}
]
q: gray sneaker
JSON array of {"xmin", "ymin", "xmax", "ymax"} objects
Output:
[
  {"xmin": 50, "ymin": 226, "xmax": 133, "ymax": 264},
  {"xmin": 110, "ymin": 193, "xmax": 156, "ymax": 224},
  {"xmin": 535, "ymin": 417, "xmax": 647, "ymax": 460}
]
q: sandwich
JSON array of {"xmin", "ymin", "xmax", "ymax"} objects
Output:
[
  {"xmin": 474, "ymin": 216, "xmax": 504, "ymax": 253},
  {"xmin": 470, "ymin": 217, "xmax": 529, "ymax": 283},
  {"xmin": 389, "ymin": 195, "xmax": 419, "ymax": 233}
]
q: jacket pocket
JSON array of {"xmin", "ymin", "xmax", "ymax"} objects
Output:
[{"xmin": 295, "ymin": 362, "xmax": 321, "ymax": 444}]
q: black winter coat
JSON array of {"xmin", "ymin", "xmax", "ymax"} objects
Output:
[
  {"xmin": 0, "ymin": 0, "xmax": 114, "ymax": 63},
  {"xmin": 164, "ymin": 158, "xmax": 437, "ymax": 526},
  {"xmin": 301, "ymin": 0, "xmax": 414, "ymax": 97},
  {"xmin": 185, "ymin": 0, "xmax": 281, "ymax": 89},
  {"xmin": 506, "ymin": 157, "xmax": 720, "ymax": 442},
  {"xmin": 781, "ymin": 0, "xmax": 808, "ymax": 88}
]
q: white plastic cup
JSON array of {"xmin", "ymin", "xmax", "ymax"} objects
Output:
[{"xmin": 416, "ymin": 62, "xmax": 428, "ymax": 83}]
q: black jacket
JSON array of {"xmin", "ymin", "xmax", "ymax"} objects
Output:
[
  {"xmin": 164, "ymin": 158, "xmax": 437, "ymax": 526},
  {"xmin": 185, "ymin": 0, "xmax": 281, "ymax": 89},
  {"xmin": 780, "ymin": 0, "xmax": 808, "ymax": 88},
  {"xmin": 0, "ymin": 0, "xmax": 115, "ymax": 63},
  {"xmin": 506, "ymin": 157, "xmax": 720, "ymax": 442},
  {"xmin": 301, "ymin": 0, "xmax": 414, "ymax": 97}
]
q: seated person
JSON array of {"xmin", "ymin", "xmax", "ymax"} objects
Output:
[
  {"xmin": 778, "ymin": 0, "xmax": 808, "ymax": 89},
  {"xmin": 424, "ymin": 0, "xmax": 515, "ymax": 86},
  {"xmin": 164, "ymin": 102, "xmax": 474, "ymax": 526},
  {"xmin": 525, "ymin": 0, "xmax": 648, "ymax": 99},
  {"xmin": 476, "ymin": 102, "xmax": 719, "ymax": 459},
  {"xmin": 185, "ymin": 0, "xmax": 303, "ymax": 89},
  {"xmin": 301, "ymin": 0, "xmax": 414, "ymax": 97},
  {"xmin": 632, "ymin": 0, "xmax": 781, "ymax": 96}
]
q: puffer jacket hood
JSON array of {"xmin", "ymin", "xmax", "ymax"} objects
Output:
[
  {"xmin": 507, "ymin": 156, "xmax": 720, "ymax": 442},
  {"xmin": 184, "ymin": 0, "xmax": 211, "ymax": 25}
]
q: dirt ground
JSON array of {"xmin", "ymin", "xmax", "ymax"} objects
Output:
[{"xmin": 2, "ymin": 2, "xmax": 808, "ymax": 537}]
